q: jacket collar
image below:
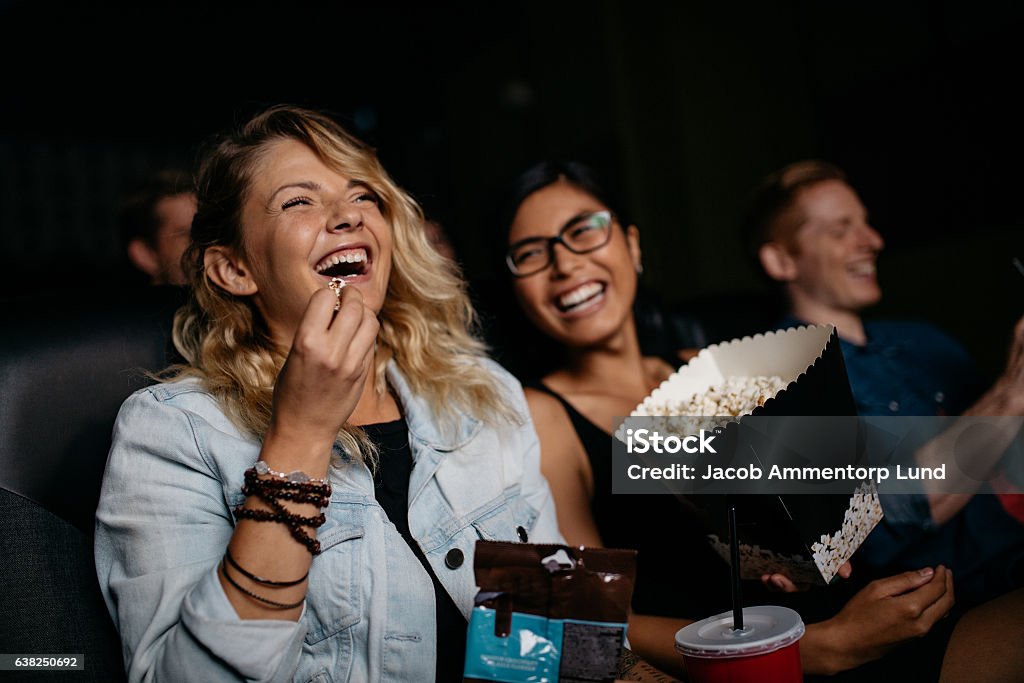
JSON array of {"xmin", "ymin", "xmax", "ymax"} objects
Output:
[{"xmin": 386, "ymin": 360, "xmax": 482, "ymax": 452}]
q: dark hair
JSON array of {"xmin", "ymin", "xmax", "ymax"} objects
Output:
[
  {"xmin": 117, "ymin": 169, "xmax": 193, "ymax": 248},
  {"xmin": 487, "ymin": 161, "xmax": 633, "ymax": 379},
  {"xmin": 500, "ymin": 160, "xmax": 630, "ymax": 237},
  {"xmin": 740, "ymin": 159, "xmax": 848, "ymax": 261}
]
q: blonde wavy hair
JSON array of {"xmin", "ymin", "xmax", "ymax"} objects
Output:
[{"xmin": 169, "ymin": 105, "xmax": 519, "ymax": 461}]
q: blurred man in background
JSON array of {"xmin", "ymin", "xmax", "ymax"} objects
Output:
[
  {"xmin": 746, "ymin": 159, "xmax": 1024, "ymax": 608},
  {"xmin": 118, "ymin": 170, "xmax": 194, "ymax": 286}
]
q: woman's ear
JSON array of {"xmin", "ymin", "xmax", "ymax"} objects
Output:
[
  {"xmin": 626, "ymin": 225, "xmax": 642, "ymax": 273},
  {"xmin": 758, "ymin": 242, "xmax": 798, "ymax": 282},
  {"xmin": 204, "ymin": 246, "xmax": 258, "ymax": 295}
]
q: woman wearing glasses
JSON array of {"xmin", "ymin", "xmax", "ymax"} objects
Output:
[{"xmin": 501, "ymin": 161, "xmax": 974, "ymax": 680}]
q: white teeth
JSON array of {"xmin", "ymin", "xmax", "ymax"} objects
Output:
[
  {"xmin": 558, "ymin": 282, "xmax": 604, "ymax": 309},
  {"xmin": 315, "ymin": 248, "xmax": 367, "ymax": 273},
  {"xmin": 848, "ymin": 262, "xmax": 876, "ymax": 276}
]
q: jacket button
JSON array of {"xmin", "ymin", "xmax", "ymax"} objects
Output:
[{"xmin": 445, "ymin": 548, "xmax": 464, "ymax": 569}]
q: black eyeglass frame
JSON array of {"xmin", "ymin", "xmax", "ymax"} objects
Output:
[{"xmin": 505, "ymin": 210, "xmax": 615, "ymax": 277}]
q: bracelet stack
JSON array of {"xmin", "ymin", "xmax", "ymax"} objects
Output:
[
  {"xmin": 232, "ymin": 462, "xmax": 331, "ymax": 555},
  {"xmin": 223, "ymin": 462, "xmax": 330, "ymax": 609}
]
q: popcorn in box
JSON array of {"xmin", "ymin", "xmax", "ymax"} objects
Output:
[{"xmin": 620, "ymin": 324, "xmax": 882, "ymax": 584}]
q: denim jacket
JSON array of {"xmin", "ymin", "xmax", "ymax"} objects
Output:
[{"xmin": 95, "ymin": 359, "xmax": 562, "ymax": 682}]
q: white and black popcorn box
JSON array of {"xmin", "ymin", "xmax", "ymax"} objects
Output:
[
  {"xmin": 698, "ymin": 485, "xmax": 883, "ymax": 584},
  {"xmin": 617, "ymin": 324, "xmax": 882, "ymax": 584},
  {"xmin": 629, "ymin": 323, "xmax": 857, "ymax": 419}
]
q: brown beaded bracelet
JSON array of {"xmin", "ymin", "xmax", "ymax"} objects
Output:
[
  {"xmin": 243, "ymin": 467, "xmax": 331, "ymax": 498},
  {"xmin": 236, "ymin": 465, "xmax": 330, "ymax": 555},
  {"xmin": 243, "ymin": 473, "xmax": 329, "ymax": 494},
  {"xmin": 220, "ymin": 557, "xmax": 305, "ymax": 609},
  {"xmin": 232, "ymin": 506, "xmax": 324, "ymax": 555},
  {"xmin": 232, "ymin": 501, "xmax": 326, "ymax": 528},
  {"xmin": 241, "ymin": 481, "xmax": 329, "ymax": 508}
]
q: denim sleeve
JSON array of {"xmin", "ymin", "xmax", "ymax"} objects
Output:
[{"xmin": 95, "ymin": 389, "xmax": 306, "ymax": 683}]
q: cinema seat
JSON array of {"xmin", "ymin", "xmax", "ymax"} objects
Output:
[{"xmin": 0, "ymin": 286, "xmax": 184, "ymax": 683}]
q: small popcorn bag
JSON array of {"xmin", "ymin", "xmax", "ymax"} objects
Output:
[{"xmin": 621, "ymin": 324, "xmax": 883, "ymax": 585}]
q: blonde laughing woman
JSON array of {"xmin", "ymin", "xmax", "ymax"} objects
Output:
[{"xmin": 95, "ymin": 106, "xmax": 561, "ymax": 683}]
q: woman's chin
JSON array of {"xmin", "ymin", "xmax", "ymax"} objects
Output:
[{"xmin": 551, "ymin": 314, "xmax": 628, "ymax": 349}]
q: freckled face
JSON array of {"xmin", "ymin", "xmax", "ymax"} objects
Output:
[
  {"xmin": 237, "ymin": 139, "xmax": 392, "ymax": 339},
  {"xmin": 788, "ymin": 180, "xmax": 885, "ymax": 313},
  {"xmin": 508, "ymin": 181, "xmax": 641, "ymax": 348}
]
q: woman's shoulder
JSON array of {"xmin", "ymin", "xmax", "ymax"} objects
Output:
[
  {"xmin": 521, "ymin": 383, "xmax": 566, "ymax": 415},
  {"xmin": 107, "ymin": 377, "xmax": 258, "ymax": 488},
  {"xmin": 116, "ymin": 376, "xmax": 244, "ymax": 440},
  {"xmin": 122, "ymin": 376, "xmax": 215, "ymax": 414},
  {"xmin": 523, "ymin": 391, "xmax": 578, "ymax": 447},
  {"xmin": 518, "ymin": 379, "xmax": 582, "ymax": 444}
]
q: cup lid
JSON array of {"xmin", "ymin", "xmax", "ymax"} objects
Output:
[{"xmin": 675, "ymin": 605, "xmax": 805, "ymax": 659}]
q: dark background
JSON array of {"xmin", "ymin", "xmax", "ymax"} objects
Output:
[{"xmin": 0, "ymin": 0, "xmax": 1020, "ymax": 377}]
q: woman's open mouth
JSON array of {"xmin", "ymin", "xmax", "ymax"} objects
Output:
[
  {"xmin": 553, "ymin": 281, "xmax": 606, "ymax": 314},
  {"xmin": 315, "ymin": 247, "xmax": 371, "ymax": 280}
]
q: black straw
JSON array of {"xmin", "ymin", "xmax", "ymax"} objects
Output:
[{"xmin": 729, "ymin": 505, "xmax": 743, "ymax": 631}]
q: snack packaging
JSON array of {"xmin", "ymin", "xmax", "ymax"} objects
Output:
[{"xmin": 463, "ymin": 541, "xmax": 637, "ymax": 683}]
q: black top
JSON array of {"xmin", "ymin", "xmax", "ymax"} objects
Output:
[
  {"xmin": 363, "ymin": 419, "xmax": 467, "ymax": 682},
  {"xmin": 524, "ymin": 381, "xmax": 959, "ymax": 682},
  {"xmin": 523, "ymin": 380, "xmax": 740, "ymax": 619}
]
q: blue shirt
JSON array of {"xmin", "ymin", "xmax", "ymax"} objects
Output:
[
  {"xmin": 778, "ymin": 317, "xmax": 984, "ymax": 417},
  {"xmin": 95, "ymin": 359, "xmax": 563, "ymax": 682},
  {"xmin": 780, "ymin": 317, "xmax": 1022, "ymax": 607}
]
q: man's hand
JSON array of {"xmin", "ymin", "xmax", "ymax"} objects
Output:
[{"xmin": 814, "ymin": 566, "xmax": 955, "ymax": 673}]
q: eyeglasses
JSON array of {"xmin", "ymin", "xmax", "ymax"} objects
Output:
[{"xmin": 506, "ymin": 210, "xmax": 614, "ymax": 277}]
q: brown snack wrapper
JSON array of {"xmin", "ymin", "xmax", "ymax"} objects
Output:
[{"xmin": 463, "ymin": 541, "xmax": 637, "ymax": 683}]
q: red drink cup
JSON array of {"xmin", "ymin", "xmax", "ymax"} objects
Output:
[{"xmin": 675, "ymin": 605, "xmax": 804, "ymax": 683}]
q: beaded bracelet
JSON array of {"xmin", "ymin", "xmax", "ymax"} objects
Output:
[
  {"xmin": 234, "ymin": 495, "xmax": 324, "ymax": 553},
  {"xmin": 244, "ymin": 468, "xmax": 330, "ymax": 500},
  {"xmin": 220, "ymin": 557, "xmax": 305, "ymax": 609},
  {"xmin": 233, "ymin": 499, "xmax": 326, "ymax": 528},
  {"xmin": 232, "ymin": 506, "xmax": 324, "ymax": 555},
  {"xmin": 245, "ymin": 468, "xmax": 330, "ymax": 490},
  {"xmin": 254, "ymin": 460, "xmax": 329, "ymax": 487},
  {"xmin": 241, "ymin": 483, "xmax": 329, "ymax": 509},
  {"xmin": 224, "ymin": 548, "xmax": 308, "ymax": 587},
  {"xmin": 236, "ymin": 464, "xmax": 330, "ymax": 555}
]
